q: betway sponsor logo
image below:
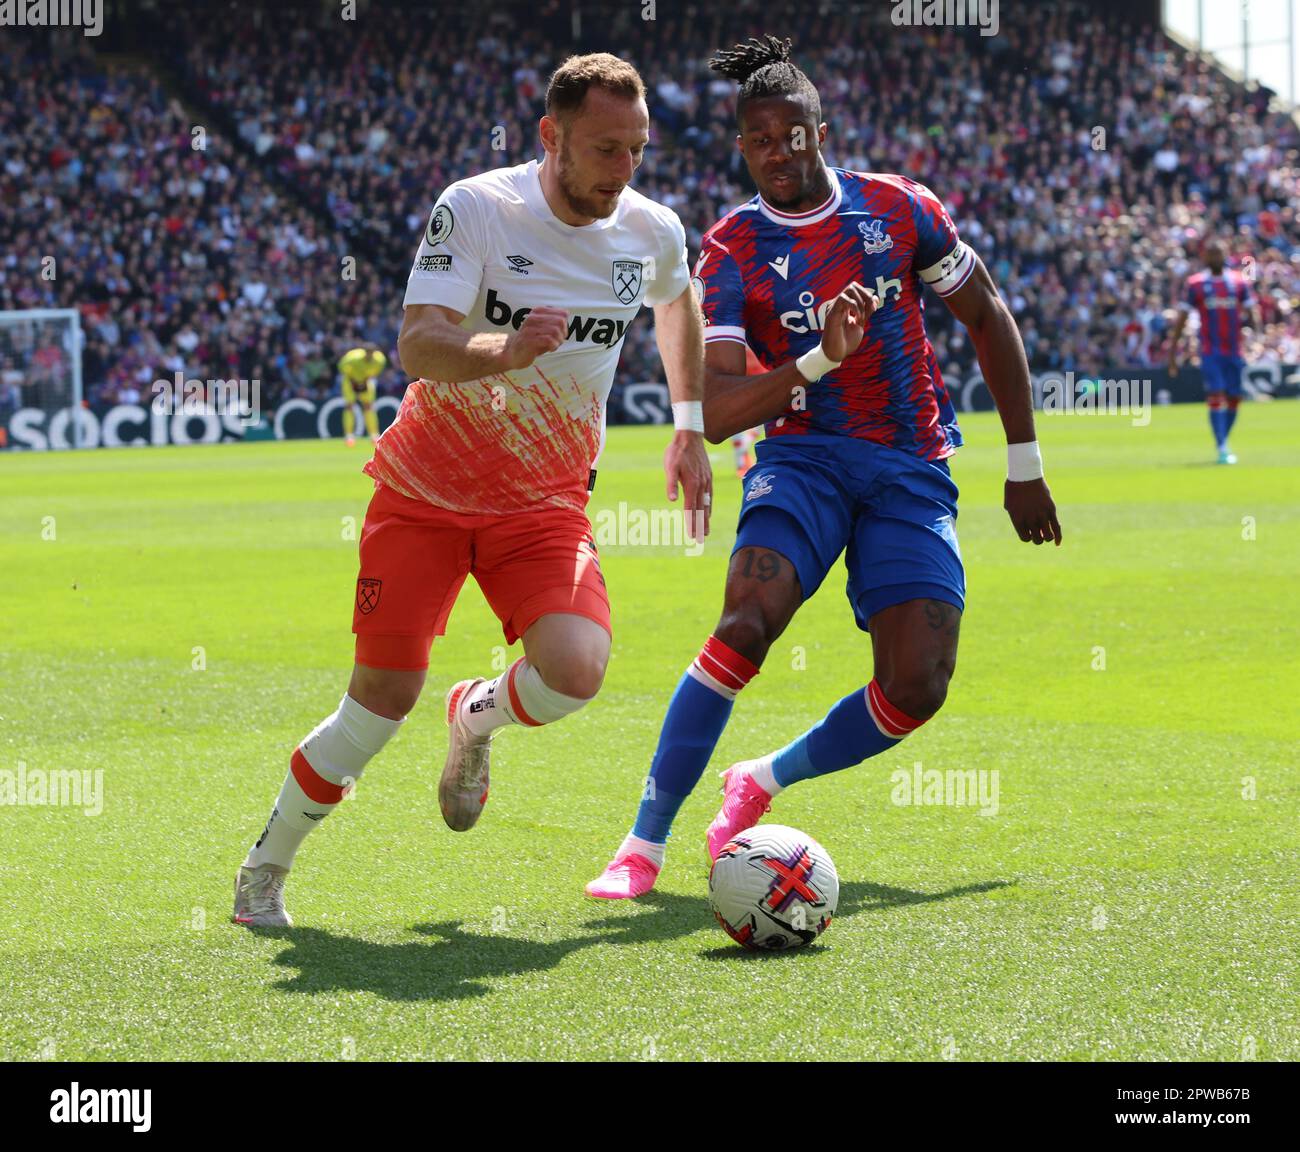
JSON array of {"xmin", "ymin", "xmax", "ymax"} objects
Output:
[
  {"xmin": 484, "ymin": 289, "xmax": 630, "ymax": 348},
  {"xmin": 779, "ymin": 278, "xmax": 901, "ymax": 333}
]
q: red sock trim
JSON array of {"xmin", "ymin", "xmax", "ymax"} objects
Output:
[
  {"xmin": 696, "ymin": 635, "xmax": 760, "ymax": 693},
  {"xmin": 866, "ymin": 680, "xmax": 924, "ymax": 739},
  {"xmin": 291, "ymin": 747, "xmax": 346, "ymax": 804},
  {"xmin": 1226, "ymin": 397, "xmax": 1241, "ymax": 410},
  {"xmin": 505, "ymin": 659, "xmax": 543, "ymax": 727}
]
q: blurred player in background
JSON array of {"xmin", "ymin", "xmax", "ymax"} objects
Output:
[
  {"xmin": 730, "ymin": 347, "xmax": 768, "ymax": 477},
  {"xmin": 338, "ymin": 343, "xmax": 387, "ymax": 447},
  {"xmin": 588, "ymin": 35, "xmax": 1061, "ymax": 899},
  {"xmin": 235, "ymin": 53, "xmax": 711, "ymax": 927},
  {"xmin": 731, "ymin": 427, "xmax": 759, "ymax": 477},
  {"xmin": 731, "ymin": 429, "xmax": 759, "ymax": 477},
  {"xmin": 1168, "ymin": 239, "xmax": 1259, "ymax": 464}
]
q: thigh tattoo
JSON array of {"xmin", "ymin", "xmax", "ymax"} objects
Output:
[
  {"xmin": 923, "ymin": 599, "xmax": 961, "ymax": 639},
  {"xmin": 736, "ymin": 547, "xmax": 786, "ymax": 584}
]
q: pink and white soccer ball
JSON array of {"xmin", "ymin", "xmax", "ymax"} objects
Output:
[{"xmin": 708, "ymin": 825, "xmax": 839, "ymax": 950}]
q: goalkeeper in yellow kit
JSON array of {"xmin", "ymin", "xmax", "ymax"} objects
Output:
[{"xmin": 337, "ymin": 344, "xmax": 387, "ymax": 446}]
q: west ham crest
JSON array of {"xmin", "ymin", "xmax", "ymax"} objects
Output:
[
  {"xmin": 356, "ymin": 578, "xmax": 382, "ymax": 615},
  {"xmin": 612, "ymin": 259, "xmax": 643, "ymax": 305}
]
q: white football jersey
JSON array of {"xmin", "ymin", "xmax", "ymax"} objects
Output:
[{"xmin": 365, "ymin": 159, "xmax": 689, "ymax": 514}]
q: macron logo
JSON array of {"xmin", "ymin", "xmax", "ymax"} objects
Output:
[
  {"xmin": 769, "ymin": 254, "xmax": 790, "ymax": 280},
  {"xmin": 50, "ymin": 1083, "xmax": 151, "ymax": 1133}
]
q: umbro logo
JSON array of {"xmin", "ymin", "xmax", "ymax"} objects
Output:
[
  {"xmin": 769, "ymin": 254, "xmax": 791, "ymax": 280},
  {"xmin": 506, "ymin": 255, "xmax": 534, "ymax": 275},
  {"xmin": 302, "ymin": 812, "xmax": 326, "ymax": 822}
]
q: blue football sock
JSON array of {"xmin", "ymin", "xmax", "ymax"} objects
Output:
[
  {"xmin": 1209, "ymin": 406, "xmax": 1227, "ymax": 447},
  {"xmin": 1223, "ymin": 405, "xmax": 1239, "ymax": 438},
  {"xmin": 631, "ymin": 673, "xmax": 736, "ymax": 843},
  {"xmin": 772, "ymin": 688, "xmax": 899, "ymax": 787}
]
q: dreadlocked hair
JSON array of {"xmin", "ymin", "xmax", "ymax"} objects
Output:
[{"xmin": 708, "ymin": 35, "xmax": 820, "ymax": 123}]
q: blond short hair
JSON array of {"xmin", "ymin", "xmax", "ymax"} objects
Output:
[{"xmin": 545, "ymin": 53, "xmax": 645, "ymax": 122}]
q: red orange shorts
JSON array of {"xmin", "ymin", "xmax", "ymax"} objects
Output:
[{"xmin": 351, "ymin": 481, "xmax": 611, "ymax": 670}]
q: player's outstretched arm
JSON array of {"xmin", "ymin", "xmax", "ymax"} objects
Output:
[
  {"xmin": 654, "ymin": 284, "xmax": 713, "ymax": 540},
  {"xmin": 943, "ymin": 256, "xmax": 1062, "ymax": 547},
  {"xmin": 397, "ymin": 303, "xmax": 568, "ymax": 383}
]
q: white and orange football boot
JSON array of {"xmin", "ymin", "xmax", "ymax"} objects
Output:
[
  {"xmin": 233, "ymin": 863, "xmax": 292, "ymax": 927},
  {"xmin": 706, "ymin": 762, "xmax": 773, "ymax": 861},
  {"xmin": 439, "ymin": 678, "xmax": 493, "ymax": 831}
]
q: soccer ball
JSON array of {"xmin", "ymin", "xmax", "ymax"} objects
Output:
[{"xmin": 708, "ymin": 825, "xmax": 839, "ymax": 950}]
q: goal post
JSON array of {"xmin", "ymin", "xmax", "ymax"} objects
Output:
[{"xmin": 0, "ymin": 308, "xmax": 84, "ymax": 450}]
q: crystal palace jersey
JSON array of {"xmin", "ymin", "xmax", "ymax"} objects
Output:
[
  {"xmin": 696, "ymin": 168, "xmax": 973, "ymax": 459},
  {"xmin": 1184, "ymin": 270, "xmax": 1253, "ymax": 359},
  {"xmin": 367, "ymin": 159, "xmax": 689, "ymax": 514}
]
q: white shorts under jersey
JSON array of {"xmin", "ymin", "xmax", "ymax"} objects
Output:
[{"xmin": 365, "ymin": 158, "xmax": 689, "ymax": 514}]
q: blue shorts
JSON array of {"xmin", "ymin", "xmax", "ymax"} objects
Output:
[
  {"xmin": 1202, "ymin": 353, "xmax": 1244, "ymax": 397},
  {"xmin": 733, "ymin": 434, "xmax": 965, "ymax": 632}
]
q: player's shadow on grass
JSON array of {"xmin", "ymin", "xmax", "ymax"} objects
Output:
[
  {"xmin": 259, "ymin": 894, "xmax": 707, "ymax": 1002},
  {"xmin": 696, "ymin": 877, "xmax": 1013, "ymax": 961},
  {"xmin": 257, "ymin": 879, "xmax": 1010, "ymax": 999},
  {"xmin": 839, "ymin": 877, "xmax": 1013, "ymax": 914},
  {"xmin": 262, "ymin": 921, "xmax": 614, "ymax": 1002}
]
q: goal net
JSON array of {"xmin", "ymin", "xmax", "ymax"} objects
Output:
[{"xmin": 0, "ymin": 308, "xmax": 84, "ymax": 450}]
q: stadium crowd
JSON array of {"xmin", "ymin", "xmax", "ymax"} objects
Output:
[
  {"xmin": 0, "ymin": 31, "xmax": 404, "ymax": 413},
  {"xmin": 2, "ymin": 1, "xmax": 1298, "ymax": 415}
]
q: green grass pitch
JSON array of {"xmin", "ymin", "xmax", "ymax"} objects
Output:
[{"xmin": 2, "ymin": 403, "xmax": 1296, "ymax": 1061}]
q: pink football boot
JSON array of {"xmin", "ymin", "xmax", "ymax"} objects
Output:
[
  {"xmin": 584, "ymin": 852, "xmax": 661, "ymax": 899},
  {"xmin": 706, "ymin": 763, "xmax": 773, "ymax": 861}
]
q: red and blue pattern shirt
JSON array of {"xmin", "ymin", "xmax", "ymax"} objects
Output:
[
  {"xmin": 1183, "ymin": 270, "xmax": 1253, "ymax": 359},
  {"xmin": 695, "ymin": 168, "xmax": 974, "ymax": 460}
]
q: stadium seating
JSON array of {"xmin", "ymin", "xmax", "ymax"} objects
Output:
[{"xmin": 3, "ymin": 1, "xmax": 1297, "ymax": 413}]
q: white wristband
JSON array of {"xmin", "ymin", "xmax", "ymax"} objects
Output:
[
  {"xmin": 795, "ymin": 343, "xmax": 841, "ymax": 383},
  {"xmin": 672, "ymin": 400, "xmax": 704, "ymax": 433},
  {"xmin": 1007, "ymin": 441, "xmax": 1044, "ymax": 482}
]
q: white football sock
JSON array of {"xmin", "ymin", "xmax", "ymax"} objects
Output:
[
  {"xmin": 618, "ymin": 832, "xmax": 665, "ymax": 868},
  {"xmin": 244, "ymin": 693, "xmax": 404, "ymax": 869},
  {"xmin": 747, "ymin": 755, "xmax": 783, "ymax": 798},
  {"xmin": 460, "ymin": 658, "xmax": 591, "ymax": 737}
]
